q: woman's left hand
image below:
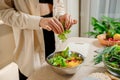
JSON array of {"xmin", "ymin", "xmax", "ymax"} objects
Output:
[{"xmin": 59, "ymin": 14, "xmax": 77, "ymax": 30}]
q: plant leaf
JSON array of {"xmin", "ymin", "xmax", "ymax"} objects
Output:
[
  {"xmin": 58, "ymin": 30, "xmax": 71, "ymax": 42},
  {"xmin": 91, "ymin": 17, "xmax": 98, "ymax": 26},
  {"xmin": 94, "ymin": 46, "xmax": 116, "ymax": 64}
]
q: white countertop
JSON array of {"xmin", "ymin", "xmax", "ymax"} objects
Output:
[{"xmin": 28, "ymin": 37, "xmax": 106, "ymax": 80}]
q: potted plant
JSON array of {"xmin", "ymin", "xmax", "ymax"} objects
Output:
[
  {"xmin": 87, "ymin": 16, "xmax": 120, "ymax": 46},
  {"xmin": 94, "ymin": 45, "xmax": 120, "ymax": 77}
]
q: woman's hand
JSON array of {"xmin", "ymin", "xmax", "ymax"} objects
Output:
[
  {"xmin": 39, "ymin": 17, "xmax": 64, "ymax": 34},
  {"xmin": 59, "ymin": 14, "xmax": 77, "ymax": 30}
]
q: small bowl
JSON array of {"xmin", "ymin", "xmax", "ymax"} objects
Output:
[
  {"xmin": 97, "ymin": 34, "xmax": 120, "ymax": 46},
  {"xmin": 46, "ymin": 51, "xmax": 84, "ymax": 75},
  {"xmin": 102, "ymin": 54, "xmax": 120, "ymax": 77}
]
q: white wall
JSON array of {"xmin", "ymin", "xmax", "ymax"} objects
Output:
[
  {"xmin": 80, "ymin": 0, "xmax": 90, "ymax": 37},
  {"xmin": 65, "ymin": 0, "xmax": 79, "ymax": 37},
  {"xmin": 80, "ymin": 0, "xmax": 120, "ymax": 37}
]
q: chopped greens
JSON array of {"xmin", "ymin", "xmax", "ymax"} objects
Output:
[
  {"xmin": 58, "ymin": 22, "xmax": 71, "ymax": 42},
  {"xmin": 94, "ymin": 46, "xmax": 116, "ymax": 64},
  {"xmin": 58, "ymin": 30, "xmax": 71, "ymax": 42},
  {"xmin": 48, "ymin": 56, "xmax": 67, "ymax": 67},
  {"xmin": 94, "ymin": 45, "xmax": 120, "ymax": 68}
]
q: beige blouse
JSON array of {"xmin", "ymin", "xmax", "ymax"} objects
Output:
[{"xmin": 0, "ymin": 0, "xmax": 65, "ymax": 77}]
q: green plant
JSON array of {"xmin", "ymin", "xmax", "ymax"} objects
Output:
[{"xmin": 87, "ymin": 16, "xmax": 120, "ymax": 38}]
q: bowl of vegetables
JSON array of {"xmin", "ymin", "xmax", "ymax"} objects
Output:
[
  {"xmin": 46, "ymin": 47, "xmax": 84, "ymax": 75},
  {"xmin": 102, "ymin": 49, "xmax": 120, "ymax": 77},
  {"xmin": 94, "ymin": 45, "xmax": 120, "ymax": 77},
  {"xmin": 86, "ymin": 16, "xmax": 120, "ymax": 46},
  {"xmin": 97, "ymin": 34, "xmax": 120, "ymax": 46}
]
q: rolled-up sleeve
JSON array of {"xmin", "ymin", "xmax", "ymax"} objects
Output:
[
  {"xmin": 53, "ymin": 0, "xmax": 65, "ymax": 18},
  {"xmin": 0, "ymin": 0, "xmax": 41, "ymax": 30}
]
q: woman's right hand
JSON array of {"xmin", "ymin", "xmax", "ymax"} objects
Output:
[{"xmin": 39, "ymin": 17, "xmax": 64, "ymax": 34}]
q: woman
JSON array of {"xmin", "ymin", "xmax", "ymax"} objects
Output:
[
  {"xmin": 39, "ymin": 0, "xmax": 55, "ymax": 58},
  {"xmin": 0, "ymin": 0, "xmax": 76, "ymax": 79}
]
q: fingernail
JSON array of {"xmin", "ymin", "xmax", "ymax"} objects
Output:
[{"xmin": 73, "ymin": 20, "xmax": 77, "ymax": 24}]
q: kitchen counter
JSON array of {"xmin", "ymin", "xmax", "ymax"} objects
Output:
[{"xmin": 28, "ymin": 37, "xmax": 107, "ymax": 80}]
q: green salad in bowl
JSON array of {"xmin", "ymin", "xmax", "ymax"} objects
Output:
[
  {"xmin": 94, "ymin": 45, "xmax": 120, "ymax": 77},
  {"xmin": 46, "ymin": 47, "xmax": 84, "ymax": 75}
]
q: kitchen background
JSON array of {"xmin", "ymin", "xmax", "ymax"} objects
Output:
[
  {"xmin": 65, "ymin": 0, "xmax": 120, "ymax": 38},
  {"xmin": 0, "ymin": 0, "xmax": 120, "ymax": 38}
]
